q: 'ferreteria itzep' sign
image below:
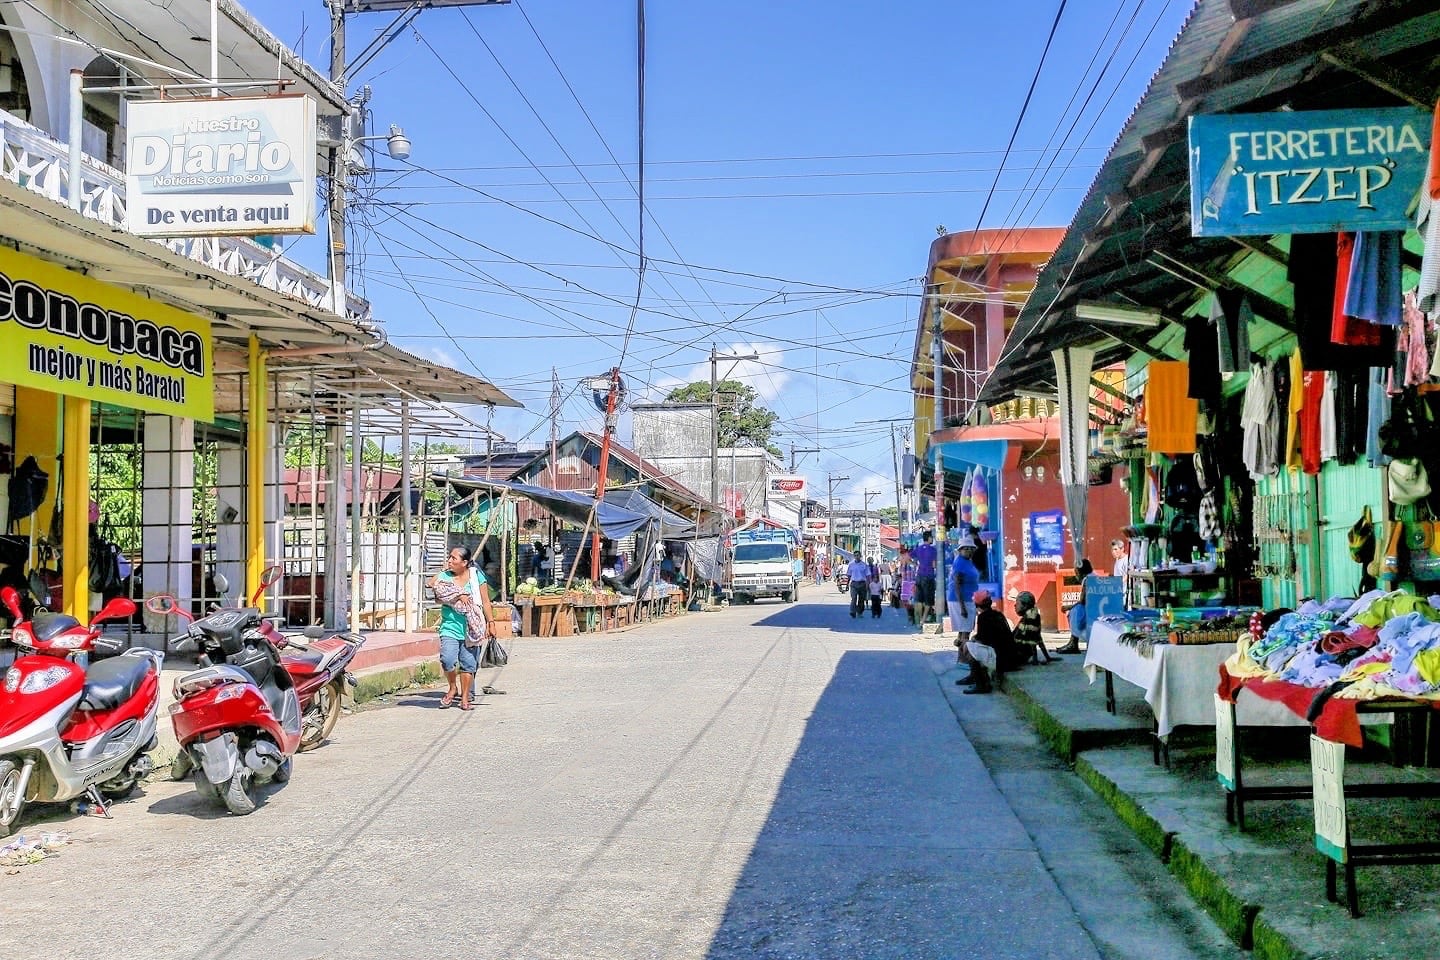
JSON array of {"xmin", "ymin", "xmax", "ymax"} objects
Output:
[
  {"xmin": 125, "ymin": 95, "xmax": 317, "ymax": 238},
  {"xmin": 1188, "ymin": 107, "xmax": 1431, "ymax": 237}
]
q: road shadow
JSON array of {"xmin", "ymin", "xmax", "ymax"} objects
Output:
[
  {"xmin": 753, "ymin": 600, "xmax": 919, "ymax": 635},
  {"xmin": 701, "ymin": 649, "xmax": 1094, "ymax": 960}
]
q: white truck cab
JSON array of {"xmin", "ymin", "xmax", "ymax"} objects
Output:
[{"xmin": 727, "ymin": 529, "xmax": 801, "ymax": 603}]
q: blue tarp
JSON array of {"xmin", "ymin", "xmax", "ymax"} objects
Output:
[
  {"xmin": 602, "ymin": 488, "xmax": 696, "ymax": 537},
  {"xmin": 433, "ymin": 476, "xmax": 653, "ymax": 540}
]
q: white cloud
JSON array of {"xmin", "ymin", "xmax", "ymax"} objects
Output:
[
  {"xmin": 839, "ymin": 472, "xmax": 895, "ymax": 510},
  {"xmin": 650, "ymin": 342, "xmax": 792, "ymax": 405}
]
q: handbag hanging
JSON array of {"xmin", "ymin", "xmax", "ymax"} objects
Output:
[
  {"xmin": 1389, "ymin": 457, "xmax": 1431, "ymax": 506},
  {"xmin": 481, "ymin": 636, "xmax": 509, "ymax": 668}
]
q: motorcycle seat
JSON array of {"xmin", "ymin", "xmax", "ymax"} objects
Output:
[
  {"xmin": 32, "ymin": 612, "xmax": 81, "ymax": 642},
  {"xmin": 80, "ymin": 655, "xmax": 152, "ymax": 712},
  {"xmin": 283, "ymin": 649, "xmax": 327, "ymax": 674}
]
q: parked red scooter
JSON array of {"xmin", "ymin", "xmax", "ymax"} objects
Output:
[
  {"xmin": 279, "ymin": 626, "xmax": 365, "ymax": 752},
  {"xmin": 146, "ymin": 567, "xmax": 300, "ymax": 816},
  {"xmin": 0, "ymin": 588, "xmax": 158, "ymax": 837}
]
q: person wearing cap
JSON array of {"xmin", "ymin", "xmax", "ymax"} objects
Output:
[
  {"xmin": 1013, "ymin": 591, "xmax": 1055, "ymax": 664},
  {"xmin": 949, "ymin": 542, "xmax": 981, "ymax": 645},
  {"xmin": 955, "ymin": 589, "xmax": 1022, "ymax": 694}
]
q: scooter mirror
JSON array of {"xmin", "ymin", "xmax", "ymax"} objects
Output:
[
  {"xmin": 248, "ymin": 564, "xmax": 284, "ymax": 605},
  {"xmin": 212, "ymin": 573, "xmax": 230, "ymax": 597},
  {"xmin": 303, "ymin": 625, "xmax": 326, "ymax": 639},
  {"xmin": 95, "ymin": 596, "xmax": 137, "ymax": 622},
  {"xmin": 0, "ymin": 585, "xmax": 20, "ymax": 620},
  {"xmin": 144, "ymin": 594, "xmax": 178, "ymax": 615}
]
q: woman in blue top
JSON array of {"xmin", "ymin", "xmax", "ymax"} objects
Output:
[{"xmin": 429, "ymin": 545, "xmax": 493, "ymax": 711}]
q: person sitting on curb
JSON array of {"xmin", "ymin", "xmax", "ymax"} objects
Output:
[
  {"xmin": 1056, "ymin": 558, "xmax": 1093, "ymax": 655},
  {"xmin": 956, "ymin": 590, "xmax": 1022, "ymax": 694},
  {"xmin": 1013, "ymin": 591, "xmax": 1055, "ymax": 664}
]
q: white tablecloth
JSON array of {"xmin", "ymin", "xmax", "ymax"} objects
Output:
[{"xmin": 1084, "ymin": 618, "xmax": 1305, "ymax": 736}]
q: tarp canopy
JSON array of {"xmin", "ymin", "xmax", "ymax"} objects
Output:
[
  {"xmin": 431, "ymin": 476, "xmax": 653, "ymax": 540},
  {"xmin": 603, "ymin": 488, "xmax": 696, "ymax": 537}
]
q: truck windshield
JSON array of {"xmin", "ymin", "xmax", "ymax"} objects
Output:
[{"xmin": 734, "ymin": 543, "xmax": 790, "ymax": 563}]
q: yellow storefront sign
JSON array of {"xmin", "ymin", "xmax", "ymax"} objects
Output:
[{"xmin": 0, "ymin": 247, "xmax": 213, "ymax": 421}]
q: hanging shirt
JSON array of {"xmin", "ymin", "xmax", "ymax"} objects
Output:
[
  {"xmin": 1319, "ymin": 371, "xmax": 1338, "ymax": 463},
  {"xmin": 1240, "ymin": 359, "xmax": 1278, "ymax": 478},
  {"xmin": 1402, "ymin": 292, "xmax": 1431, "ymax": 388},
  {"xmin": 1212, "ymin": 288, "xmax": 1253, "ymax": 375},
  {"xmin": 1332, "ymin": 232, "xmax": 1387, "ymax": 347},
  {"xmin": 1300, "ymin": 367, "xmax": 1324, "ymax": 475},
  {"xmin": 1344, "ymin": 231, "xmax": 1405, "ymax": 326},
  {"xmin": 1291, "ymin": 233, "xmax": 1391, "ymax": 371},
  {"xmin": 1286, "ymin": 349, "xmax": 1305, "ymax": 471},
  {"xmin": 1145, "ymin": 361, "xmax": 1198, "ymax": 454},
  {"xmin": 1418, "ymin": 108, "xmax": 1440, "ymax": 311},
  {"xmin": 1183, "ymin": 315, "xmax": 1222, "ymax": 406},
  {"xmin": 1367, "ymin": 366, "xmax": 1392, "ymax": 468}
]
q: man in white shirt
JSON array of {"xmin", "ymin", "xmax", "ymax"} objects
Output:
[
  {"xmin": 845, "ymin": 556, "xmax": 870, "ymax": 619},
  {"xmin": 1110, "ymin": 539, "xmax": 1130, "ymax": 579}
]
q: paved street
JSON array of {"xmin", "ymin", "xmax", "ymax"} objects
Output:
[{"xmin": 2, "ymin": 587, "xmax": 1236, "ymax": 960}]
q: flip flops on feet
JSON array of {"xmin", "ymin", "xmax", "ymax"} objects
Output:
[{"xmin": 439, "ymin": 693, "xmax": 456, "ymax": 709}]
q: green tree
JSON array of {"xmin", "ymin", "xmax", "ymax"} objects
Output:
[{"xmin": 664, "ymin": 380, "xmax": 781, "ymax": 458}]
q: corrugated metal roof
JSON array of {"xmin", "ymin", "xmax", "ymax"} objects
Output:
[{"xmin": 980, "ymin": 0, "xmax": 1440, "ymax": 402}]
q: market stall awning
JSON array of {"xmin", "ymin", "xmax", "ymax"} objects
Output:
[
  {"xmin": 925, "ymin": 438, "xmax": 1008, "ymax": 472},
  {"xmin": 978, "ymin": 0, "xmax": 1440, "ymax": 403},
  {"xmin": 603, "ymin": 489, "xmax": 696, "ymax": 537},
  {"xmin": 433, "ymin": 475, "xmax": 653, "ymax": 540}
]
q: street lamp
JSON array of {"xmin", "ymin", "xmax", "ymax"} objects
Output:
[{"xmin": 348, "ymin": 124, "xmax": 411, "ymax": 172}]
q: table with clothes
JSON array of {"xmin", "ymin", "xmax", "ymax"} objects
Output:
[
  {"xmin": 1217, "ymin": 590, "xmax": 1440, "ymax": 916},
  {"xmin": 1084, "ymin": 609, "xmax": 1294, "ymax": 762}
]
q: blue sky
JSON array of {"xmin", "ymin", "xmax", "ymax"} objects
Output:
[{"xmin": 246, "ymin": 0, "xmax": 1194, "ymax": 507}]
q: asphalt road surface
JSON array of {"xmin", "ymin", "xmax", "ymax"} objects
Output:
[{"xmin": 1, "ymin": 587, "xmax": 1238, "ymax": 960}]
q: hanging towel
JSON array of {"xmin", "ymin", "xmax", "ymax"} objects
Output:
[{"xmin": 1144, "ymin": 361, "xmax": 1197, "ymax": 454}]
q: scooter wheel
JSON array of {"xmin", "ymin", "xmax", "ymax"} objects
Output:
[
  {"xmin": 223, "ymin": 767, "xmax": 257, "ymax": 816},
  {"xmin": 0, "ymin": 759, "xmax": 26, "ymax": 838},
  {"xmin": 298, "ymin": 678, "xmax": 345, "ymax": 753},
  {"xmin": 193, "ymin": 770, "xmax": 222, "ymax": 806}
]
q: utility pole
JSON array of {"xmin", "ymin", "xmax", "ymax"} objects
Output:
[
  {"xmin": 710, "ymin": 343, "xmax": 718, "ymax": 507},
  {"xmin": 863, "ymin": 489, "xmax": 882, "ymax": 559},
  {"xmin": 931, "ymin": 293, "xmax": 947, "ymax": 621},
  {"xmin": 890, "ymin": 424, "xmax": 904, "ymax": 529},
  {"xmin": 590, "ymin": 367, "xmax": 621, "ymax": 583},
  {"xmin": 790, "ymin": 444, "xmax": 820, "ymax": 472},
  {"xmin": 826, "ymin": 472, "xmax": 849, "ymax": 567},
  {"xmin": 709, "ymin": 345, "xmax": 759, "ymax": 511}
]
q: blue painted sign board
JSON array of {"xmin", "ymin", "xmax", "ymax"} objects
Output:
[
  {"xmin": 1189, "ymin": 107, "xmax": 1430, "ymax": 237},
  {"xmin": 1084, "ymin": 576, "xmax": 1126, "ymax": 634}
]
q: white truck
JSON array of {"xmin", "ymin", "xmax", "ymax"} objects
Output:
[{"xmin": 726, "ymin": 528, "xmax": 802, "ymax": 603}]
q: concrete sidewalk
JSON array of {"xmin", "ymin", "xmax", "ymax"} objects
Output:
[{"xmin": 995, "ymin": 642, "xmax": 1440, "ymax": 960}]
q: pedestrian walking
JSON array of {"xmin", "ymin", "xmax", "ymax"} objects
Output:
[
  {"xmin": 867, "ymin": 557, "xmax": 883, "ymax": 618},
  {"xmin": 879, "ymin": 559, "xmax": 895, "ymax": 608},
  {"xmin": 429, "ymin": 546, "xmax": 494, "ymax": 711},
  {"xmin": 912, "ymin": 531, "xmax": 938, "ymax": 628},
  {"xmin": 846, "ymin": 555, "xmax": 870, "ymax": 618}
]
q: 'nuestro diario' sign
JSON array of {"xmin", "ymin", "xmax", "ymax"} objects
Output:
[
  {"xmin": 0, "ymin": 247, "xmax": 214, "ymax": 421},
  {"xmin": 1188, "ymin": 107, "xmax": 1430, "ymax": 237},
  {"xmin": 125, "ymin": 95, "xmax": 317, "ymax": 237}
]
